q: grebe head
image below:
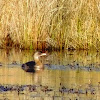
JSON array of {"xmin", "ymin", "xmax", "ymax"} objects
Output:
[{"xmin": 34, "ymin": 52, "xmax": 46, "ymax": 62}]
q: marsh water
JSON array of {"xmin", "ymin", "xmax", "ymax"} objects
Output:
[{"xmin": 0, "ymin": 49, "xmax": 100, "ymax": 100}]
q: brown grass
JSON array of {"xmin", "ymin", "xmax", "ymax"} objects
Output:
[{"xmin": 0, "ymin": 0, "xmax": 100, "ymax": 50}]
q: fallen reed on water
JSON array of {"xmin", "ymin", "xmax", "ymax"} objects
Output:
[{"xmin": 0, "ymin": 0, "xmax": 100, "ymax": 50}]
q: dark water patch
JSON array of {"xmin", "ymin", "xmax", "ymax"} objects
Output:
[
  {"xmin": 0, "ymin": 83, "xmax": 98, "ymax": 96},
  {"xmin": 45, "ymin": 64, "xmax": 67, "ymax": 70},
  {"xmin": 45, "ymin": 63, "xmax": 100, "ymax": 72}
]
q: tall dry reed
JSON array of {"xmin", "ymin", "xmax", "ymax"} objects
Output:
[{"xmin": 0, "ymin": 0, "xmax": 100, "ymax": 50}]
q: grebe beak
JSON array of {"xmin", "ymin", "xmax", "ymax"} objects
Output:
[{"xmin": 39, "ymin": 53, "xmax": 47, "ymax": 57}]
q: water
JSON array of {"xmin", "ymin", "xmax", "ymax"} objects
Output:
[{"xmin": 0, "ymin": 49, "xmax": 100, "ymax": 100}]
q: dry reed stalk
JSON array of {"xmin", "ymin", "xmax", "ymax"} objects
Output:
[{"xmin": 0, "ymin": 0, "xmax": 100, "ymax": 50}]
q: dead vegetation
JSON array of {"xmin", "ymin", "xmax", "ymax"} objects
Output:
[{"xmin": 0, "ymin": 0, "xmax": 100, "ymax": 50}]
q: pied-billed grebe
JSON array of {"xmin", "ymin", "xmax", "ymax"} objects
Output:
[{"xmin": 22, "ymin": 52, "xmax": 46, "ymax": 72}]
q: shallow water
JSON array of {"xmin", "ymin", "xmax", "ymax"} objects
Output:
[{"xmin": 0, "ymin": 49, "xmax": 100, "ymax": 100}]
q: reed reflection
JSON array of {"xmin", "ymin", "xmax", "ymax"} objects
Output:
[{"xmin": 0, "ymin": 49, "xmax": 100, "ymax": 99}]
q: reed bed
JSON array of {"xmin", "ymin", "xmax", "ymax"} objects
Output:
[{"xmin": 0, "ymin": 0, "xmax": 100, "ymax": 50}]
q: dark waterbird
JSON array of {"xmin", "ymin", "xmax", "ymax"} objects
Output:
[{"xmin": 22, "ymin": 52, "xmax": 47, "ymax": 72}]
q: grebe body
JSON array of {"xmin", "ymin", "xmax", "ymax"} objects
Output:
[{"xmin": 22, "ymin": 52, "xmax": 46, "ymax": 72}]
